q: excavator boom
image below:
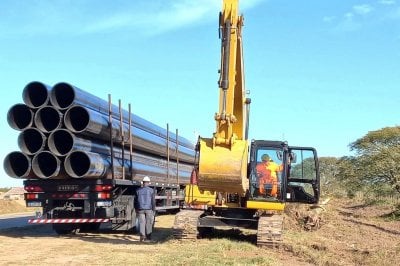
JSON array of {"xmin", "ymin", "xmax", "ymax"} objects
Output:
[{"xmin": 197, "ymin": 0, "xmax": 250, "ymax": 194}]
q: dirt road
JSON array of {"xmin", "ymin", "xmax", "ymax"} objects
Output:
[
  {"xmin": 0, "ymin": 212, "xmax": 35, "ymax": 229},
  {"xmin": 0, "ymin": 199, "xmax": 398, "ymax": 265}
]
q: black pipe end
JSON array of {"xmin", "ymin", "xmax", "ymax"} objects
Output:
[
  {"xmin": 50, "ymin": 82, "xmax": 76, "ymax": 110},
  {"xmin": 18, "ymin": 128, "xmax": 45, "ymax": 155},
  {"xmin": 22, "ymin": 81, "xmax": 50, "ymax": 109},
  {"xmin": 4, "ymin": 152, "xmax": 30, "ymax": 178},
  {"xmin": 48, "ymin": 129, "xmax": 74, "ymax": 156},
  {"xmin": 64, "ymin": 106, "xmax": 89, "ymax": 132},
  {"xmin": 7, "ymin": 104, "xmax": 33, "ymax": 130},
  {"xmin": 34, "ymin": 106, "xmax": 62, "ymax": 133},
  {"xmin": 32, "ymin": 152, "xmax": 60, "ymax": 178},
  {"xmin": 65, "ymin": 151, "xmax": 90, "ymax": 178}
]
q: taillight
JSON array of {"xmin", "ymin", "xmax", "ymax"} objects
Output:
[
  {"xmin": 94, "ymin": 185, "xmax": 113, "ymax": 192},
  {"xmin": 25, "ymin": 193, "xmax": 39, "ymax": 200},
  {"xmin": 97, "ymin": 192, "xmax": 111, "ymax": 199},
  {"xmin": 51, "ymin": 193, "xmax": 88, "ymax": 199},
  {"xmin": 24, "ymin": 186, "xmax": 43, "ymax": 192}
]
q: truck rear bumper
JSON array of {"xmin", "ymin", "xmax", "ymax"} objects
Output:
[{"xmin": 28, "ymin": 218, "xmax": 110, "ymax": 224}]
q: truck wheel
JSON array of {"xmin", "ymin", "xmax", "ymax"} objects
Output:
[
  {"xmin": 52, "ymin": 224, "xmax": 79, "ymax": 235},
  {"xmin": 79, "ymin": 223, "xmax": 101, "ymax": 233},
  {"xmin": 198, "ymin": 227, "xmax": 213, "ymax": 238}
]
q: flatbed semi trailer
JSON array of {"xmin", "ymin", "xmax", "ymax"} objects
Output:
[{"xmin": 25, "ymin": 175, "xmax": 188, "ymax": 234}]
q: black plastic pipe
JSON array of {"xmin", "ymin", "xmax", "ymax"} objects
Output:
[
  {"xmin": 18, "ymin": 128, "xmax": 47, "ymax": 155},
  {"xmin": 34, "ymin": 106, "xmax": 63, "ymax": 133},
  {"xmin": 3, "ymin": 151, "xmax": 36, "ymax": 179},
  {"xmin": 22, "ymin": 81, "xmax": 51, "ymax": 109},
  {"xmin": 32, "ymin": 151, "xmax": 66, "ymax": 179},
  {"xmin": 50, "ymin": 82, "xmax": 194, "ymax": 149},
  {"xmin": 64, "ymin": 106, "xmax": 195, "ymax": 163},
  {"xmin": 7, "ymin": 104, "xmax": 34, "ymax": 131},
  {"xmin": 65, "ymin": 150, "xmax": 192, "ymax": 183}
]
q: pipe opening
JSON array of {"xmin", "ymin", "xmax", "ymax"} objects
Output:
[
  {"xmin": 32, "ymin": 152, "xmax": 60, "ymax": 178},
  {"xmin": 35, "ymin": 106, "xmax": 62, "ymax": 133},
  {"xmin": 64, "ymin": 106, "xmax": 89, "ymax": 132},
  {"xmin": 51, "ymin": 82, "xmax": 75, "ymax": 110},
  {"xmin": 18, "ymin": 128, "xmax": 46, "ymax": 155},
  {"xmin": 48, "ymin": 130, "xmax": 74, "ymax": 156},
  {"xmin": 4, "ymin": 152, "xmax": 31, "ymax": 178},
  {"xmin": 7, "ymin": 104, "xmax": 34, "ymax": 130},
  {"xmin": 65, "ymin": 151, "xmax": 90, "ymax": 177},
  {"xmin": 22, "ymin": 81, "xmax": 50, "ymax": 109}
]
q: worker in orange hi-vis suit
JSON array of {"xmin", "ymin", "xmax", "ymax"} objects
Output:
[{"xmin": 256, "ymin": 154, "xmax": 283, "ymax": 197}]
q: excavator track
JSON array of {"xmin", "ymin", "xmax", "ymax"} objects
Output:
[
  {"xmin": 256, "ymin": 214, "xmax": 284, "ymax": 248},
  {"xmin": 173, "ymin": 210, "xmax": 203, "ymax": 240}
]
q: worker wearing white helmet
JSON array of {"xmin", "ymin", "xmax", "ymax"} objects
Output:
[{"xmin": 135, "ymin": 176, "xmax": 155, "ymax": 242}]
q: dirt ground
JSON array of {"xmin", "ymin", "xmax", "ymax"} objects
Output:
[
  {"xmin": 282, "ymin": 198, "xmax": 400, "ymax": 265},
  {"xmin": 0, "ymin": 199, "xmax": 34, "ymax": 214},
  {"xmin": 0, "ymin": 198, "xmax": 398, "ymax": 265}
]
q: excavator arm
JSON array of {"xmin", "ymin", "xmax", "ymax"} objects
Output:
[{"xmin": 196, "ymin": 0, "xmax": 250, "ymax": 194}]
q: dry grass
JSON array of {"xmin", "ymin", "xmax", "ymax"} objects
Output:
[
  {"xmin": 0, "ymin": 199, "xmax": 36, "ymax": 215},
  {"xmin": 0, "ymin": 198, "xmax": 399, "ymax": 265},
  {"xmin": 0, "ymin": 215, "xmax": 278, "ymax": 266},
  {"xmin": 281, "ymin": 199, "xmax": 400, "ymax": 266}
]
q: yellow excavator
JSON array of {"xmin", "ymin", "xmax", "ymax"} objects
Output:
[{"xmin": 173, "ymin": 0, "xmax": 320, "ymax": 247}]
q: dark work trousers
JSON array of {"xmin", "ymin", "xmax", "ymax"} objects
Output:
[{"xmin": 138, "ymin": 209, "xmax": 154, "ymax": 237}]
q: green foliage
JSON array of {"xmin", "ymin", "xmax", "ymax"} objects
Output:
[
  {"xmin": 331, "ymin": 126, "xmax": 400, "ymax": 198},
  {"xmin": 0, "ymin": 187, "xmax": 11, "ymax": 193},
  {"xmin": 319, "ymin": 125, "xmax": 400, "ymax": 198},
  {"xmin": 349, "ymin": 126, "xmax": 400, "ymax": 154},
  {"xmin": 349, "ymin": 127, "xmax": 400, "ymax": 195},
  {"xmin": 318, "ymin": 156, "xmax": 364, "ymax": 197}
]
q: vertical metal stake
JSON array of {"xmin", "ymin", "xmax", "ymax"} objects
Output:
[
  {"xmin": 119, "ymin": 99, "xmax": 125, "ymax": 180},
  {"xmin": 176, "ymin": 128, "xmax": 180, "ymax": 206},
  {"xmin": 128, "ymin": 103, "xmax": 133, "ymax": 180},
  {"xmin": 166, "ymin": 123, "xmax": 170, "ymax": 185},
  {"xmin": 108, "ymin": 94, "xmax": 115, "ymax": 180}
]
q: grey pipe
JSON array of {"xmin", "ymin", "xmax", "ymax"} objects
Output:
[
  {"xmin": 65, "ymin": 151, "xmax": 128, "ymax": 179},
  {"xmin": 48, "ymin": 129, "xmax": 125, "ymax": 157},
  {"xmin": 64, "ymin": 106, "xmax": 195, "ymax": 163},
  {"xmin": 22, "ymin": 81, "xmax": 51, "ymax": 109},
  {"xmin": 34, "ymin": 106, "xmax": 63, "ymax": 133},
  {"xmin": 50, "ymin": 82, "xmax": 194, "ymax": 149},
  {"xmin": 18, "ymin": 128, "xmax": 47, "ymax": 155},
  {"xmin": 7, "ymin": 104, "xmax": 34, "ymax": 131},
  {"xmin": 65, "ymin": 150, "xmax": 192, "ymax": 183},
  {"xmin": 3, "ymin": 151, "xmax": 36, "ymax": 179},
  {"xmin": 32, "ymin": 151, "xmax": 66, "ymax": 179}
]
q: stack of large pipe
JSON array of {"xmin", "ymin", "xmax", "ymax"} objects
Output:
[{"xmin": 4, "ymin": 81, "xmax": 195, "ymax": 184}]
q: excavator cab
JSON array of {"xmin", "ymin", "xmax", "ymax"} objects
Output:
[{"xmin": 249, "ymin": 140, "xmax": 320, "ymax": 204}]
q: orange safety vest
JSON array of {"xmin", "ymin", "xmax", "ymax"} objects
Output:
[{"xmin": 256, "ymin": 161, "xmax": 283, "ymax": 197}]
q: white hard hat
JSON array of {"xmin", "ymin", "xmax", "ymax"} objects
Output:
[{"xmin": 143, "ymin": 176, "xmax": 150, "ymax": 182}]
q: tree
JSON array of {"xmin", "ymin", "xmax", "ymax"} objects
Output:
[
  {"xmin": 318, "ymin": 156, "xmax": 362, "ymax": 197},
  {"xmin": 349, "ymin": 126, "xmax": 400, "ymax": 195},
  {"xmin": 318, "ymin": 157, "xmax": 341, "ymax": 196}
]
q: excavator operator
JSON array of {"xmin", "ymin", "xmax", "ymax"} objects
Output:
[{"xmin": 256, "ymin": 154, "xmax": 283, "ymax": 197}]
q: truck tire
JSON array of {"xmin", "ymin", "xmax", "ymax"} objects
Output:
[
  {"xmin": 52, "ymin": 224, "xmax": 79, "ymax": 235},
  {"xmin": 79, "ymin": 223, "xmax": 101, "ymax": 233}
]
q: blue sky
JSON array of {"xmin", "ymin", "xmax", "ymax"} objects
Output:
[{"xmin": 1, "ymin": 0, "xmax": 399, "ymax": 187}]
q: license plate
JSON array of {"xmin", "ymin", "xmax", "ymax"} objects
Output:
[
  {"xmin": 57, "ymin": 185, "xmax": 79, "ymax": 191},
  {"xmin": 27, "ymin": 201, "xmax": 42, "ymax": 207}
]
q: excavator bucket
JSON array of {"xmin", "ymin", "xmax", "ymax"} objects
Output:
[{"xmin": 197, "ymin": 137, "xmax": 249, "ymax": 194}]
